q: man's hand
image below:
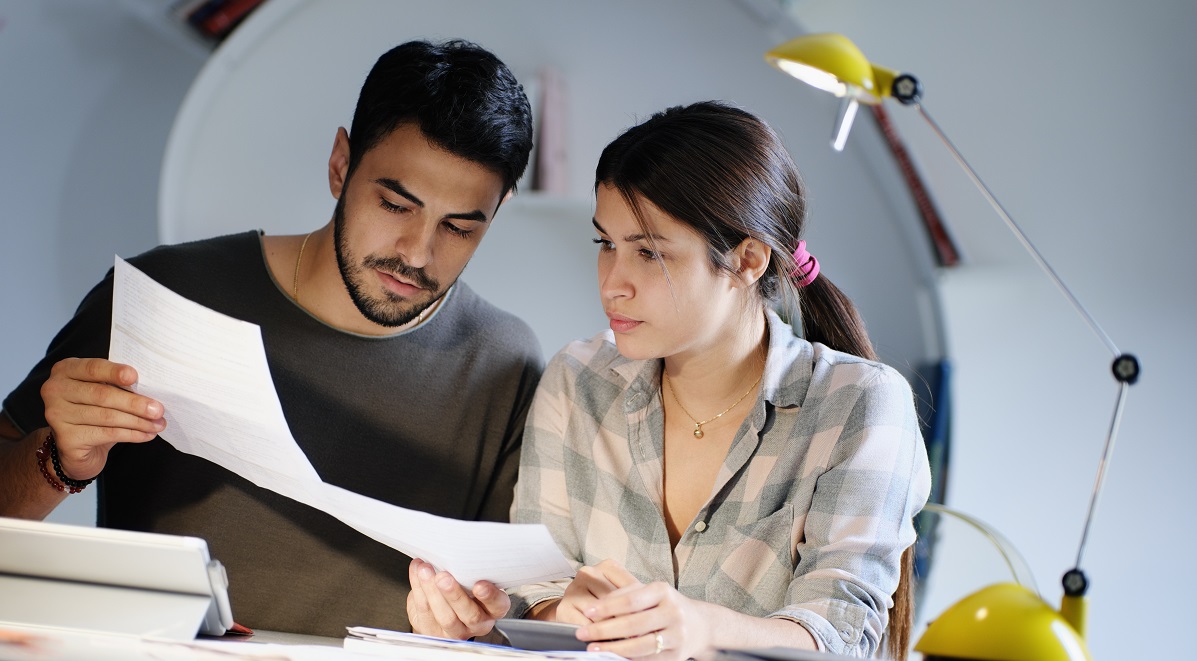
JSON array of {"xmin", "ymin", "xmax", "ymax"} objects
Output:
[
  {"xmin": 407, "ymin": 558, "xmax": 509, "ymax": 639},
  {"xmin": 40, "ymin": 358, "xmax": 164, "ymax": 480}
]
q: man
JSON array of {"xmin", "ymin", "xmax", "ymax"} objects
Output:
[{"xmin": 0, "ymin": 39, "xmax": 541, "ymax": 637}]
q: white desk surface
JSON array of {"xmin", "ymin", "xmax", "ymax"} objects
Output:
[{"xmin": 0, "ymin": 625, "xmax": 357, "ymax": 661}]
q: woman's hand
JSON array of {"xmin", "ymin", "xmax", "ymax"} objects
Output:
[
  {"xmin": 406, "ymin": 558, "xmax": 509, "ymax": 639},
  {"xmin": 41, "ymin": 358, "xmax": 165, "ymax": 480},
  {"xmin": 573, "ymin": 560, "xmax": 711, "ymax": 660},
  {"xmin": 554, "ymin": 561, "xmax": 624, "ymax": 625}
]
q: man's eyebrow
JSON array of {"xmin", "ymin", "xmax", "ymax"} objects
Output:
[
  {"xmin": 375, "ymin": 178, "xmax": 423, "ymax": 207},
  {"xmin": 591, "ymin": 217, "xmax": 669, "ymax": 243},
  {"xmin": 375, "ymin": 178, "xmax": 490, "ymax": 223}
]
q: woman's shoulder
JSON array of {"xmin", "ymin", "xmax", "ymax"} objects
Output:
[
  {"xmin": 541, "ymin": 329, "xmax": 655, "ymax": 395},
  {"xmin": 547, "ymin": 329, "xmax": 625, "ymax": 374},
  {"xmin": 805, "ymin": 342, "xmax": 913, "ymax": 398}
]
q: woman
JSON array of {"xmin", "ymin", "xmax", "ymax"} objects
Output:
[{"xmin": 407, "ymin": 101, "xmax": 931, "ymax": 660}]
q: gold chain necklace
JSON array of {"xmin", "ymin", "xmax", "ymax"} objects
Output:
[
  {"xmin": 663, "ymin": 370, "xmax": 763, "ymax": 439},
  {"xmin": 293, "ymin": 231, "xmax": 313, "ymax": 302}
]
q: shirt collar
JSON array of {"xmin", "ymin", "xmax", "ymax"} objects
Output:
[{"xmin": 760, "ymin": 307, "xmax": 814, "ymax": 409}]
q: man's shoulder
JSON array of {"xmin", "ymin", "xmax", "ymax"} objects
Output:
[
  {"xmin": 127, "ymin": 231, "xmax": 262, "ymax": 278},
  {"xmin": 120, "ymin": 231, "xmax": 266, "ymax": 302},
  {"xmin": 443, "ymin": 281, "xmax": 543, "ymax": 364}
]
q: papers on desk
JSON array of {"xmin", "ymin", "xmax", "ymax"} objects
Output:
[
  {"xmin": 344, "ymin": 627, "xmax": 625, "ymax": 661},
  {"xmin": 108, "ymin": 257, "xmax": 572, "ymax": 589},
  {"xmin": 0, "ymin": 624, "xmax": 363, "ymax": 661},
  {"xmin": 0, "ymin": 624, "xmax": 624, "ymax": 661}
]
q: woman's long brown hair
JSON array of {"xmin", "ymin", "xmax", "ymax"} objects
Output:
[{"xmin": 596, "ymin": 101, "xmax": 916, "ymax": 659}]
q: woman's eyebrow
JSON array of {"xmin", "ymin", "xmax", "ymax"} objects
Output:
[{"xmin": 591, "ymin": 217, "xmax": 670, "ymax": 243}]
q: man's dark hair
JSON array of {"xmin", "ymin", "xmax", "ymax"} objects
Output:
[{"xmin": 348, "ymin": 39, "xmax": 533, "ymax": 193}]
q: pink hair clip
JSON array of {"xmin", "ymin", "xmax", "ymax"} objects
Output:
[{"xmin": 791, "ymin": 240, "xmax": 820, "ymax": 287}]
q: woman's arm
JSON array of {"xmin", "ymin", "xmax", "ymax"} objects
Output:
[
  {"xmin": 771, "ymin": 365, "xmax": 931, "ymax": 656},
  {"xmin": 575, "ymin": 560, "xmax": 817, "ymax": 661},
  {"xmin": 407, "ymin": 348, "xmax": 591, "ymax": 637},
  {"xmin": 505, "ymin": 350, "xmax": 588, "ymax": 617}
]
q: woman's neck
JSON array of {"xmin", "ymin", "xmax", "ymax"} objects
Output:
[{"xmin": 662, "ymin": 307, "xmax": 769, "ymax": 410}]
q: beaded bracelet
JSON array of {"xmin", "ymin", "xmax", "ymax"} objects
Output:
[
  {"xmin": 35, "ymin": 432, "xmax": 95, "ymax": 494},
  {"xmin": 34, "ymin": 436, "xmax": 67, "ymax": 493}
]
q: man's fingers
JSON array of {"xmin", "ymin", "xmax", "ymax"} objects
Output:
[
  {"xmin": 433, "ymin": 571, "xmax": 495, "ymax": 629},
  {"xmin": 470, "ymin": 581, "xmax": 511, "ymax": 619},
  {"xmin": 407, "ymin": 561, "xmax": 440, "ymax": 636},
  {"xmin": 53, "ymin": 358, "xmax": 137, "ymax": 388},
  {"xmin": 413, "ymin": 564, "xmax": 487, "ymax": 639},
  {"xmin": 69, "ymin": 380, "xmax": 163, "ymax": 420},
  {"xmin": 407, "ymin": 561, "xmax": 431, "ymax": 610},
  {"xmin": 49, "ymin": 379, "xmax": 163, "ymax": 424}
]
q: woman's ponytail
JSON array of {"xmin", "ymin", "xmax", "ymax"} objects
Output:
[{"xmin": 791, "ymin": 247, "xmax": 913, "ymax": 660}]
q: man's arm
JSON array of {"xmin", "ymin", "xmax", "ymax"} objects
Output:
[
  {"xmin": 0, "ymin": 359, "xmax": 165, "ymax": 519},
  {"xmin": 0, "ymin": 412, "xmax": 66, "ymax": 519}
]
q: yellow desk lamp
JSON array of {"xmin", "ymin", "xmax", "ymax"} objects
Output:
[{"xmin": 765, "ymin": 33, "xmax": 1142, "ymax": 661}]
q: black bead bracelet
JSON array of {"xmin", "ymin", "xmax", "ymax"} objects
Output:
[{"xmin": 42, "ymin": 431, "xmax": 96, "ymax": 493}]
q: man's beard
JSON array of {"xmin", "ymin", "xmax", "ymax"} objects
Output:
[{"xmin": 332, "ymin": 197, "xmax": 447, "ymax": 327}]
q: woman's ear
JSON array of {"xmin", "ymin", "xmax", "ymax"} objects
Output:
[
  {"xmin": 731, "ymin": 237, "xmax": 772, "ymax": 288},
  {"xmin": 328, "ymin": 127, "xmax": 351, "ymax": 200}
]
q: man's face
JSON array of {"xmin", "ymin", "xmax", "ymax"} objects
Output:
[{"xmin": 331, "ymin": 123, "xmax": 506, "ymax": 328}]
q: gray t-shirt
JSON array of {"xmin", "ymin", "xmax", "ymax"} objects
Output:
[{"xmin": 4, "ymin": 231, "xmax": 544, "ymax": 636}]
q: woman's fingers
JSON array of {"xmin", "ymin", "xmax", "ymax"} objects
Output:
[{"xmin": 591, "ymin": 559, "xmax": 640, "ymax": 589}]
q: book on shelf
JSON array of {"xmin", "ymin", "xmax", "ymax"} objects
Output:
[{"xmin": 173, "ymin": 0, "xmax": 266, "ymax": 43}]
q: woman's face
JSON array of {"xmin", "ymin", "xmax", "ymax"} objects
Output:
[{"xmin": 593, "ymin": 184, "xmax": 750, "ymax": 362}]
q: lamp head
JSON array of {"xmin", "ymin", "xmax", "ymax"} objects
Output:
[
  {"xmin": 764, "ymin": 33, "xmax": 906, "ymax": 105},
  {"xmin": 766, "ymin": 33, "xmax": 921, "ymax": 150},
  {"xmin": 915, "ymin": 583, "xmax": 1091, "ymax": 661}
]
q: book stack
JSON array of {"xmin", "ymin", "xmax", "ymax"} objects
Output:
[{"xmin": 172, "ymin": 0, "xmax": 267, "ymax": 44}]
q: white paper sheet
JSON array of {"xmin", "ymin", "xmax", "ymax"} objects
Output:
[
  {"xmin": 108, "ymin": 257, "xmax": 572, "ymax": 589},
  {"xmin": 344, "ymin": 627, "xmax": 627, "ymax": 661}
]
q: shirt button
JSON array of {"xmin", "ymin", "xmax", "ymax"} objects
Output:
[{"xmin": 694, "ymin": 521, "xmax": 708, "ymax": 533}]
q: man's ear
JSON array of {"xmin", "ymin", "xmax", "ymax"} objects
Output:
[
  {"xmin": 731, "ymin": 237, "xmax": 772, "ymax": 288},
  {"xmin": 329, "ymin": 127, "xmax": 351, "ymax": 200}
]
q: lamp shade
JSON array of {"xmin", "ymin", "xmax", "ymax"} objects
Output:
[
  {"xmin": 915, "ymin": 583, "xmax": 1091, "ymax": 661},
  {"xmin": 764, "ymin": 33, "xmax": 897, "ymax": 104}
]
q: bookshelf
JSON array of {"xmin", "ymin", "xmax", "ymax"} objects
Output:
[{"xmin": 119, "ymin": 0, "xmax": 268, "ymax": 59}]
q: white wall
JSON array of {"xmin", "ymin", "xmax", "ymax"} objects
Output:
[
  {"xmin": 9, "ymin": 1, "xmax": 1182, "ymax": 658},
  {"xmin": 158, "ymin": 0, "xmax": 945, "ymax": 375},
  {"xmin": 0, "ymin": 0, "xmax": 205, "ymax": 524},
  {"xmin": 790, "ymin": 2, "xmax": 1197, "ymax": 659},
  {"xmin": 2, "ymin": 0, "xmax": 944, "ymax": 542}
]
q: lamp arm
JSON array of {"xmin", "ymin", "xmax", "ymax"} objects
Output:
[
  {"xmin": 1073, "ymin": 382, "xmax": 1130, "ymax": 570},
  {"xmin": 921, "ymin": 502, "xmax": 1040, "ymax": 596},
  {"xmin": 911, "ymin": 103, "xmax": 1121, "ymax": 356},
  {"xmin": 908, "ymin": 99, "xmax": 1142, "ymax": 590}
]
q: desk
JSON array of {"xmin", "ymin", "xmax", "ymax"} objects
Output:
[
  {"xmin": 0, "ymin": 626, "xmax": 356, "ymax": 661},
  {"xmin": 0, "ymin": 627, "xmax": 860, "ymax": 661}
]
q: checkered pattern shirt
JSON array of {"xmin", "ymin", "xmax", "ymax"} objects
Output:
[{"xmin": 507, "ymin": 310, "xmax": 930, "ymax": 657}]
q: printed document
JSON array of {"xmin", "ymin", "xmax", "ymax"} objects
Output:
[{"xmin": 108, "ymin": 257, "xmax": 572, "ymax": 588}]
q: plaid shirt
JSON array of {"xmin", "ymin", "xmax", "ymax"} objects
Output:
[{"xmin": 508, "ymin": 310, "xmax": 930, "ymax": 657}]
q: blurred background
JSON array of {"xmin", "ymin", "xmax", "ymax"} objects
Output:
[{"xmin": 1, "ymin": 2, "xmax": 1192, "ymax": 658}]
